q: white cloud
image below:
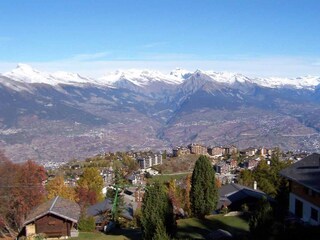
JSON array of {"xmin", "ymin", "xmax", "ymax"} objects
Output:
[{"xmin": 68, "ymin": 51, "xmax": 111, "ymax": 61}]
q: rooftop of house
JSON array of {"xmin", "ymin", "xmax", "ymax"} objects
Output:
[
  {"xmin": 218, "ymin": 183, "xmax": 272, "ymax": 209},
  {"xmin": 87, "ymin": 198, "xmax": 133, "ymax": 221},
  {"xmin": 24, "ymin": 196, "xmax": 81, "ymax": 225},
  {"xmin": 280, "ymin": 153, "xmax": 320, "ymax": 192}
]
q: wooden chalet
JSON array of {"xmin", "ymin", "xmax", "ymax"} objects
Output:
[{"xmin": 18, "ymin": 196, "xmax": 80, "ymax": 239}]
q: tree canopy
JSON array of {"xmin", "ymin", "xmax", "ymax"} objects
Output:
[
  {"xmin": 190, "ymin": 155, "xmax": 218, "ymax": 218},
  {"xmin": 0, "ymin": 153, "xmax": 46, "ymax": 236},
  {"xmin": 76, "ymin": 167, "xmax": 104, "ymax": 208},
  {"xmin": 46, "ymin": 175, "xmax": 77, "ymax": 201},
  {"xmin": 141, "ymin": 181, "xmax": 175, "ymax": 240}
]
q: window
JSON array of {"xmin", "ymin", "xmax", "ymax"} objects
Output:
[
  {"xmin": 295, "ymin": 199, "xmax": 303, "ymax": 218},
  {"xmin": 311, "ymin": 208, "xmax": 318, "ymax": 221}
]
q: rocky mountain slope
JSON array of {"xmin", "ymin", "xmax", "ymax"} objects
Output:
[{"xmin": 1, "ymin": 64, "xmax": 320, "ymax": 164}]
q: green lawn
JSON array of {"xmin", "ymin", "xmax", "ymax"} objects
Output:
[
  {"xmin": 71, "ymin": 228, "xmax": 141, "ymax": 240},
  {"xmin": 149, "ymin": 173, "xmax": 189, "ymax": 183},
  {"xmin": 176, "ymin": 214, "xmax": 249, "ymax": 239},
  {"xmin": 72, "ymin": 215, "xmax": 248, "ymax": 240}
]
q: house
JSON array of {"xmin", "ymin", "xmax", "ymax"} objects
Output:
[
  {"xmin": 243, "ymin": 147, "xmax": 257, "ymax": 157},
  {"xmin": 217, "ymin": 183, "xmax": 273, "ymax": 211},
  {"xmin": 18, "ymin": 196, "xmax": 80, "ymax": 239},
  {"xmin": 243, "ymin": 159, "xmax": 259, "ymax": 169},
  {"xmin": 87, "ymin": 198, "xmax": 133, "ymax": 231},
  {"xmin": 280, "ymin": 153, "xmax": 320, "ymax": 225}
]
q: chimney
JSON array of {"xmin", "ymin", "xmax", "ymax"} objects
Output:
[{"xmin": 253, "ymin": 181, "xmax": 257, "ymax": 190}]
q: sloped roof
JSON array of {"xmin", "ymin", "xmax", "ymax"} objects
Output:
[
  {"xmin": 87, "ymin": 198, "xmax": 133, "ymax": 220},
  {"xmin": 24, "ymin": 196, "xmax": 81, "ymax": 225},
  {"xmin": 218, "ymin": 183, "xmax": 271, "ymax": 209},
  {"xmin": 280, "ymin": 153, "xmax": 320, "ymax": 192}
]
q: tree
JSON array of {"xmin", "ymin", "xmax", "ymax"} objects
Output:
[
  {"xmin": 0, "ymin": 154, "xmax": 46, "ymax": 234},
  {"xmin": 76, "ymin": 167, "xmax": 104, "ymax": 208},
  {"xmin": 106, "ymin": 188, "xmax": 125, "ymax": 222},
  {"xmin": 141, "ymin": 182, "xmax": 175, "ymax": 240},
  {"xmin": 249, "ymin": 197, "xmax": 274, "ymax": 240},
  {"xmin": 183, "ymin": 174, "xmax": 192, "ymax": 216},
  {"xmin": 46, "ymin": 176, "xmax": 77, "ymax": 201},
  {"xmin": 190, "ymin": 155, "xmax": 218, "ymax": 218}
]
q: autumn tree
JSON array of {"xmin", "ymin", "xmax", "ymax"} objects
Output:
[
  {"xmin": 46, "ymin": 175, "xmax": 77, "ymax": 201},
  {"xmin": 190, "ymin": 155, "xmax": 218, "ymax": 219},
  {"xmin": 76, "ymin": 167, "xmax": 104, "ymax": 208},
  {"xmin": 0, "ymin": 153, "xmax": 46, "ymax": 235},
  {"xmin": 141, "ymin": 182, "xmax": 175, "ymax": 240}
]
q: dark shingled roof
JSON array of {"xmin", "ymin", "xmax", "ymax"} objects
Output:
[
  {"xmin": 218, "ymin": 183, "xmax": 271, "ymax": 209},
  {"xmin": 280, "ymin": 153, "xmax": 320, "ymax": 192},
  {"xmin": 24, "ymin": 196, "xmax": 81, "ymax": 225},
  {"xmin": 87, "ymin": 198, "xmax": 133, "ymax": 220}
]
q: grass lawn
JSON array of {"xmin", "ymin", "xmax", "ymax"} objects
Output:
[
  {"xmin": 71, "ymin": 228, "xmax": 141, "ymax": 240},
  {"xmin": 72, "ymin": 215, "xmax": 248, "ymax": 240},
  {"xmin": 149, "ymin": 172, "xmax": 189, "ymax": 183},
  {"xmin": 176, "ymin": 214, "xmax": 249, "ymax": 239}
]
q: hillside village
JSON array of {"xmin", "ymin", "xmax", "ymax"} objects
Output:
[{"xmin": 1, "ymin": 144, "xmax": 319, "ymax": 240}]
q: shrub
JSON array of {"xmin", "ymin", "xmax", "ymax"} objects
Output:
[{"xmin": 78, "ymin": 215, "xmax": 95, "ymax": 232}]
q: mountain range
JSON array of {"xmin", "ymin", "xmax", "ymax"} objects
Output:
[{"xmin": 1, "ymin": 64, "xmax": 320, "ymax": 164}]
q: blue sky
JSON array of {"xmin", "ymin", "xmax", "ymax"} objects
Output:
[{"xmin": 0, "ymin": 0, "xmax": 319, "ymax": 77}]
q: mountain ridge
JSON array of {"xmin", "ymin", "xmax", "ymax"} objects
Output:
[{"xmin": 1, "ymin": 64, "xmax": 320, "ymax": 164}]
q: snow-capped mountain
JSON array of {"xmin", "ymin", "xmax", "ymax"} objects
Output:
[
  {"xmin": 1, "ymin": 63, "xmax": 320, "ymax": 163},
  {"xmin": 2, "ymin": 64, "xmax": 320, "ymax": 92},
  {"xmin": 3, "ymin": 64, "xmax": 98, "ymax": 86}
]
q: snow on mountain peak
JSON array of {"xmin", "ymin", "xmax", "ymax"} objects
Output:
[
  {"xmin": 3, "ymin": 64, "xmax": 96, "ymax": 86},
  {"xmin": 99, "ymin": 69, "xmax": 184, "ymax": 87},
  {"xmin": 2, "ymin": 64, "xmax": 320, "ymax": 90}
]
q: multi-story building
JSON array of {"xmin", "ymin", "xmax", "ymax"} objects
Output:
[
  {"xmin": 137, "ymin": 154, "xmax": 163, "ymax": 169},
  {"xmin": 172, "ymin": 147, "xmax": 190, "ymax": 157},
  {"xmin": 188, "ymin": 143, "xmax": 207, "ymax": 155},
  {"xmin": 208, "ymin": 146, "xmax": 224, "ymax": 156},
  {"xmin": 281, "ymin": 153, "xmax": 320, "ymax": 225}
]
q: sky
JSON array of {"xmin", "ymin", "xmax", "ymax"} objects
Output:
[{"xmin": 0, "ymin": 0, "xmax": 320, "ymax": 77}]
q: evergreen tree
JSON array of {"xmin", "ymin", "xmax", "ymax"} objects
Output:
[
  {"xmin": 106, "ymin": 188, "xmax": 125, "ymax": 222},
  {"xmin": 141, "ymin": 181, "xmax": 175, "ymax": 240},
  {"xmin": 190, "ymin": 155, "xmax": 218, "ymax": 218},
  {"xmin": 249, "ymin": 197, "xmax": 274, "ymax": 240}
]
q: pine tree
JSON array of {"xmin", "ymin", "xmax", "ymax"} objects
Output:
[
  {"xmin": 249, "ymin": 197, "xmax": 274, "ymax": 239},
  {"xmin": 141, "ymin": 181, "xmax": 175, "ymax": 240},
  {"xmin": 190, "ymin": 155, "xmax": 218, "ymax": 218}
]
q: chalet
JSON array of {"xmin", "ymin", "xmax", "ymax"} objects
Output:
[
  {"xmin": 188, "ymin": 143, "xmax": 208, "ymax": 155},
  {"xmin": 18, "ymin": 196, "xmax": 80, "ymax": 239},
  {"xmin": 280, "ymin": 153, "xmax": 320, "ymax": 225},
  {"xmin": 217, "ymin": 183, "xmax": 273, "ymax": 211},
  {"xmin": 87, "ymin": 198, "xmax": 133, "ymax": 231}
]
